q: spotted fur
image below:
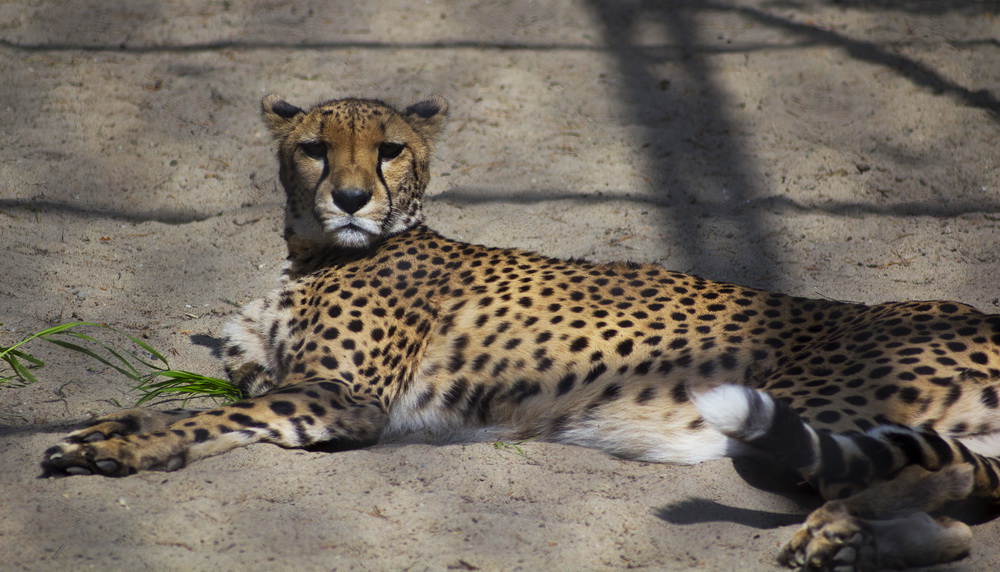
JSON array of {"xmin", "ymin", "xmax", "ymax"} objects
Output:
[{"xmin": 42, "ymin": 95, "xmax": 1000, "ymax": 571}]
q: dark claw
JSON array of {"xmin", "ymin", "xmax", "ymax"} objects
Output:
[
  {"xmin": 95, "ymin": 459, "xmax": 119, "ymax": 474},
  {"xmin": 83, "ymin": 432, "xmax": 107, "ymax": 442},
  {"xmin": 65, "ymin": 466, "xmax": 92, "ymax": 476},
  {"xmin": 39, "ymin": 461, "xmax": 64, "ymax": 478}
]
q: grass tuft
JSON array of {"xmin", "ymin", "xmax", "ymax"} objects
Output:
[{"xmin": 0, "ymin": 322, "xmax": 241, "ymax": 405}]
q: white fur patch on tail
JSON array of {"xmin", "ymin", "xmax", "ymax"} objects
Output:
[{"xmin": 692, "ymin": 384, "xmax": 775, "ymax": 440}]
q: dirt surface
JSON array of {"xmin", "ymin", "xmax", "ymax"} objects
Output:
[{"xmin": 2, "ymin": 1, "xmax": 1000, "ymax": 570}]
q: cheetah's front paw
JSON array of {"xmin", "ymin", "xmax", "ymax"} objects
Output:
[
  {"xmin": 40, "ymin": 409, "xmax": 199, "ymax": 477},
  {"xmin": 778, "ymin": 502, "xmax": 877, "ymax": 572},
  {"xmin": 42, "ymin": 439, "xmax": 135, "ymax": 477},
  {"xmin": 41, "ymin": 435, "xmax": 188, "ymax": 477}
]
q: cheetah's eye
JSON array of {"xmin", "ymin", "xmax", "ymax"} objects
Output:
[
  {"xmin": 299, "ymin": 141, "xmax": 327, "ymax": 160},
  {"xmin": 378, "ymin": 142, "xmax": 405, "ymax": 161}
]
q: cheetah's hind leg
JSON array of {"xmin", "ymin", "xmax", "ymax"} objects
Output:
[
  {"xmin": 778, "ymin": 464, "xmax": 974, "ymax": 571},
  {"xmin": 691, "ymin": 385, "xmax": 975, "ymax": 571},
  {"xmin": 40, "ymin": 408, "xmax": 199, "ymax": 477}
]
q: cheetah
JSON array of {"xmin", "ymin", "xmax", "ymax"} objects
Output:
[{"xmin": 42, "ymin": 94, "xmax": 1000, "ymax": 571}]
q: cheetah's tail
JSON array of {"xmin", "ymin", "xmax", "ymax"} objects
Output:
[{"xmin": 692, "ymin": 384, "xmax": 1000, "ymax": 501}]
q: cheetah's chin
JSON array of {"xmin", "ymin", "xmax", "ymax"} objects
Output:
[{"xmin": 324, "ymin": 220, "xmax": 380, "ymax": 249}]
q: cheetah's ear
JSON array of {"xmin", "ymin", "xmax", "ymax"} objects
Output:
[
  {"xmin": 261, "ymin": 94, "xmax": 305, "ymax": 139},
  {"xmin": 402, "ymin": 96, "xmax": 448, "ymax": 141}
]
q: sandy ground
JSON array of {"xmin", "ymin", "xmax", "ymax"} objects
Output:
[{"xmin": 2, "ymin": 1, "xmax": 1000, "ymax": 570}]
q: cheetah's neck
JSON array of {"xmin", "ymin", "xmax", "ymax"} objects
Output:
[{"xmin": 283, "ymin": 224, "xmax": 439, "ymax": 280}]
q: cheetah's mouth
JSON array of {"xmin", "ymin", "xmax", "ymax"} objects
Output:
[{"xmin": 323, "ymin": 216, "xmax": 381, "ymax": 249}]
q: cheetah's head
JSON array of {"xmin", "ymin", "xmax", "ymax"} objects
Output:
[{"xmin": 262, "ymin": 95, "xmax": 448, "ymax": 251}]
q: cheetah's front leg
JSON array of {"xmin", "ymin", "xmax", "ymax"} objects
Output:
[{"xmin": 41, "ymin": 379, "xmax": 387, "ymax": 477}]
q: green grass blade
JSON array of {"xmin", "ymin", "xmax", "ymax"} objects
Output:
[
  {"xmin": 3, "ymin": 348, "xmax": 45, "ymax": 369},
  {"xmin": 2, "ymin": 322, "xmax": 101, "ymax": 387},
  {"xmin": 0, "ymin": 348, "xmax": 45, "ymax": 387},
  {"xmin": 52, "ymin": 326, "xmax": 169, "ymax": 372},
  {"xmin": 7, "ymin": 353, "xmax": 39, "ymax": 385},
  {"xmin": 51, "ymin": 330, "xmax": 150, "ymax": 374},
  {"xmin": 119, "ymin": 333, "xmax": 170, "ymax": 368},
  {"xmin": 41, "ymin": 338, "xmax": 143, "ymax": 381},
  {"xmin": 0, "ymin": 321, "xmax": 101, "ymax": 360}
]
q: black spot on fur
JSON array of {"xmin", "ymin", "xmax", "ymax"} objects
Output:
[
  {"xmin": 636, "ymin": 387, "xmax": 656, "ymax": 403},
  {"xmin": 982, "ymin": 387, "xmax": 999, "ymax": 409},
  {"xmin": 670, "ymin": 383, "xmax": 688, "ymax": 403},
  {"xmin": 557, "ymin": 373, "xmax": 576, "ymax": 396},
  {"xmin": 583, "ymin": 363, "xmax": 608, "ymax": 384},
  {"xmin": 814, "ymin": 410, "xmax": 840, "ymax": 424},
  {"xmin": 228, "ymin": 413, "xmax": 268, "ymax": 428},
  {"xmin": 616, "ymin": 339, "xmax": 634, "ymax": 357},
  {"xmin": 270, "ymin": 401, "xmax": 296, "ymax": 416}
]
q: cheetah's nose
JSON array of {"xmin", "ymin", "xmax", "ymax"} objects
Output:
[{"xmin": 332, "ymin": 188, "xmax": 371, "ymax": 214}]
